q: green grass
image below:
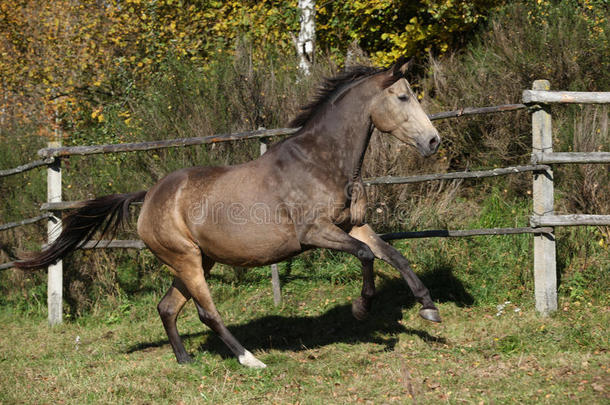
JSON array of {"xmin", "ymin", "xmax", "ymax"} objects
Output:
[
  {"xmin": 1, "ymin": 272, "xmax": 608, "ymax": 404},
  {"xmin": 1, "ymin": 226, "xmax": 609, "ymax": 405}
]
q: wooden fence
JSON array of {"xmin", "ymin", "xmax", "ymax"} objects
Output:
[{"xmin": 1, "ymin": 82, "xmax": 608, "ymax": 324}]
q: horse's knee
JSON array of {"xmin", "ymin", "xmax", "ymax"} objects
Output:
[
  {"xmin": 356, "ymin": 245, "xmax": 375, "ymax": 262},
  {"xmin": 157, "ymin": 299, "xmax": 179, "ymax": 322}
]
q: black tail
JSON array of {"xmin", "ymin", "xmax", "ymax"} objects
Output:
[{"xmin": 15, "ymin": 191, "xmax": 147, "ymax": 270}]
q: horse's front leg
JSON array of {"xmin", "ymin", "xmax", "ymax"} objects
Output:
[
  {"xmin": 298, "ymin": 221, "xmax": 376, "ymax": 320},
  {"xmin": 349, "ymin": 224, "xmax": 441, "ymax": 323},
  {"xmin": 351, "ymin": 257, "xmax": 375, "ymax": 320}
]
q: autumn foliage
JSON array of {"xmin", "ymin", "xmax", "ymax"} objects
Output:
[
  {"xmin": 1, "ymin": 0, "xmax": 606, "ymax": 140},
  {"xmin": 0, "ymin": 0, "xmax": 509, "ymax": 135}
]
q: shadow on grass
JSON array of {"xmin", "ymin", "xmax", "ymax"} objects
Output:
[{"xmin": 126, "ymin": 266, "xmax": 472, "ymax": 358}]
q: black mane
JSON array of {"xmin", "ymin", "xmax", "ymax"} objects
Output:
[{"xmin": 290, "ymin": 65, "xmax": 390, "ymax": 128}]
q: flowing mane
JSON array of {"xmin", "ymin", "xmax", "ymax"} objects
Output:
[{"xmin": 290, "ymin": 65, "xmax": 395, "ymax": 128}]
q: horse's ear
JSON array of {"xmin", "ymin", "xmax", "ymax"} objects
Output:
[{"xmin": 392, "ymin": 56, "xmax": 412, "ymax": 77}]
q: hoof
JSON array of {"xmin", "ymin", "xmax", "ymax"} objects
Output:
[
  {"xmin": 176, "ymin": 355, "xmax": 194, "ymax": 364},
  {"xmin": 419, "ymin": 308, "xmax": 441, "ymax": 323},
  {"xmin": 238, "ymin": 350, "xmax": 267, "ymax": 369},
  {"xmin": 351, "ymin": 297, "xmax": 370, "ymax": 321}
]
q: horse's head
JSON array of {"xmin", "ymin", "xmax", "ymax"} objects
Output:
[{"xmin": 370, "ymin": 59, "xmax": 440, "ymax": 157}]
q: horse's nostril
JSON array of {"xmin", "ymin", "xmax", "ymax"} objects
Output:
[{"xmin": 429, "ymin": 135, "xmax": 440, "ymax": 151}]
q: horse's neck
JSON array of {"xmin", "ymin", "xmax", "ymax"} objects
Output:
[{"xmin": 295, "ymin": 99, "xmax": 374, "ymax": 183}]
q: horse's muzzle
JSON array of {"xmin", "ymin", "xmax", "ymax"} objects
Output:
[{"xmin": 418, "ymin": 131, "xmax": 441, "ymax": 157}]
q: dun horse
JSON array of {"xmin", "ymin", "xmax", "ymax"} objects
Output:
[{"xmin": 17, "ymin": 59, "xmax": 441, "ymax": 368}]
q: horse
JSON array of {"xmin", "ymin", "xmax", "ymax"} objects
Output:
[{"xmin": 16, "ymin": 58, "xmax": 441, "ymax": 369}]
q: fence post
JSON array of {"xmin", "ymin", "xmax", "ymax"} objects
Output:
[
  {"xmin": 47, "ymin": 119, "xmax": 63, "ymax": 325},
  {"xmin": 260, "ymin": 137, "xmax": 282, "ymax": 306},
  {"xmin": 531, "ymin": 80, "xmax": 557, "ymax": 316}
]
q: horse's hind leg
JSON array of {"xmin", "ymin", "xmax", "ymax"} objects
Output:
[
  {"xmin": 160, "ymin": 246, "xmax": 266, "ymax": 369},
  {"xmin": 188, "ymin": 272, "xmax": 266, "ymax": 369},
  {"xmin": 157, "ymin": 256, "xmax": 214, "ymax": 364},
  {"xmin": 349, "ymin": 224, "xmax": 440, "ymax": 323},
  {"xmin": 158, "ymin": 277, "xmax": 192, "ymax": 363}
]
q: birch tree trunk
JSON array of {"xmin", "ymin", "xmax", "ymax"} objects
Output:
[{"xmin": 296, "ymin": 0, "xmax": 315, "ymax": 75}]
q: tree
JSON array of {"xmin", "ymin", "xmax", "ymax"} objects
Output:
[{"xmin": 296, "ymin": 0, "xmax": 315, "ymax": 75}]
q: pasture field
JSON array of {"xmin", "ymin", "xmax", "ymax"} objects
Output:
[{"xmin": 1, "ymin": 235, "xmax": 608, "ymax": 405}]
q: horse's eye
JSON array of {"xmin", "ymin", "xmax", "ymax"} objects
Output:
[{"xmin": 397, "ymin": 94, "xmax": 409, "ymax": 102}]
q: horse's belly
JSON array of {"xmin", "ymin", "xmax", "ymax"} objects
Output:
[
  {"xmin": 192, "ymin": 222, "xmax": 302, "ymax": 267},
  {"xmin": 175, "ymin": 164, "xmax": 304, "ymax": 266}
]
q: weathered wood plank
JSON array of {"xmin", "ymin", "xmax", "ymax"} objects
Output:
[
  {"xmin": 364, "ymin": 165, "xmax": 549, "ymax": 185},
  {"xmin": 428, "ymin": 104, "xmax": 527, "ymax": 120},
  {"xmin": 530, "ymin": 80, "xmax": 557, "ymax": 317},
  {"xmin": 0, "ymin": 261, "xmax": 15, "ymax": 271},
  {"xmin": 47, "ymin": 150, "xmax": 63, "ymax": 326},
  {"xmin": 523, "ymin": 90, "xmax": 610, "ymax": 104},
  {"xmin": 40, "ymin": 165, "xmax": 552, "ymax": 213},
  {"xmin": 68, "ymin": 227, "xmax": 559, "ymax": 251},
  {"xmin": 41, "ymin": 201, "xmax": 83, "ymax": 211},
  {"xmin": 0, "ymin": 158, "xmax": 54, "ymax": 178},
  {"xmin": 0, "ymin": 213, "xmax": 53, "ymax": 231},
  {"xmin": 530, "ymin": 214, "xmax": 610, "ymax": 227},
  {"xmin": 270, "ymin": 263, "xmax": 282, "ymax": 306},
  {"xmin": 39, "ymin": 165, "xmax": 550, "ymax": 213},
  {"xmin": 380, "ymin": 227, "xmax": 553, "ymax": 241},
  {"xmin": 34, "ymin": 104, "xmax": 530, "ymax": 159},
  {"xmin": 38, "ymin": 128, "xmax": 300, "ymax": 158},
  {"xmin": 41, "ymin": 201, "xmax": 143, "ymax": 211},
  {"xmin": 79, "ymin": 240, "xmax": 146, "ymax": 249},
  {"xmin": 532, "ymin": 152, "xmax": 610, "ymax": 164}
]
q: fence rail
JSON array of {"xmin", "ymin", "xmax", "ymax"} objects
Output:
[
  {"xmin": 364, "ymin": 164, "xmax": 548, "ymax": 185},
  {"xmin": 0, "ymin": 213, "xmax": 52, "ymax": 231},
  {"xmin": 0, "ymin": 104, "xmax": 529, "ymax": 178},
  {"xmin": 532, "ymin": 152, "xmax": 610, "ymax": 164},
  {"xmin": 0, "ymin": 86, "xmax": 608, "ymax": 323},
  {"xmin": 522, "ymin": 90, "xmax": 610, "ymax": 104},
  {"xmin": 380, "ymin": 226, "xmax": 554, "ymax": 240},
  {"xmin": 40, "ymin": 201, "xmax": 143, "ymax": 211},
  {"xmin": 530, "ymin": 214, "xmax": 610, "ymax": 227},
  {"xmin": 45, "ymin": 226, "xmax": 558, "ymax": 254},
  {"xmin": 37, "ymin": 128, "xmax": 300, "ymax": 158},
  {"xmin": 0, "ymin": 158, "xmax": 54, "ymax": 178},
  {"xmin": 0, "ymin": 261, "xmax": 15, "ymax": 271},
  {"xmin": 80, "ymin": 240, "xmax": 146, "ymax": 249},
  {"xmin": 36, "ymin": 165, "xmax": 550, "ymax": 212}
]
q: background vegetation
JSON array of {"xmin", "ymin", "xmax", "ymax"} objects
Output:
[{"xmin": 0, "ymin": 1, "xmax": 608, "ymax": 402}]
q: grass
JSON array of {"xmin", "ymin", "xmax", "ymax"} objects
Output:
[{"xmin": 1, "ymin": 241, "xmax": 608, "ymax": 404}]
